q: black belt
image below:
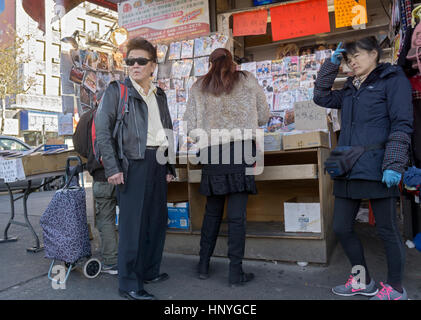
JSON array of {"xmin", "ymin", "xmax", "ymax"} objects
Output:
[{"xmin": 146, "ymin": 146, "xmax": 159, "ymax": 150}]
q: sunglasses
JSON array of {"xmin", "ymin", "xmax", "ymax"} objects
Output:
[{"xmin": 125, "ymin": 57, "xmax": 152, "ymax": 66}]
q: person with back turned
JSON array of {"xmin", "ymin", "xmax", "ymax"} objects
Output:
[{"xmin": 183, "ymin": 48, "xmax": 271, "ymax": 287}]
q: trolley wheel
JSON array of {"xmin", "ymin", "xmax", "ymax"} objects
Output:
[{"xmin": 83, "ymin": 258, "xmax": 102, "ymax": 279}]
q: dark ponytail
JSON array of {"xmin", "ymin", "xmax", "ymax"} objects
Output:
[{"xmin": 200, "ymin": 48, "xmax": 245, "ymax": 96}]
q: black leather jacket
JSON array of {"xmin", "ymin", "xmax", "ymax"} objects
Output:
[{"xmin": 94, "ymin": 77, "xmax": 176, "ymax": 180}]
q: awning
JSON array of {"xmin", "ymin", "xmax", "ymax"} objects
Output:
[{"xmin": 22, "ymin": 0, "xmax": 122, "ymax": 33}]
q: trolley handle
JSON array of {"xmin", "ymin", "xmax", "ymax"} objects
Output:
[{"xmin": 64, "ymin": 156, "xmax": 84, "ymax": 189}]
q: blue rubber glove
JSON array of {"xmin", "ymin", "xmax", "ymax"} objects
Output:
[
  {"xmin": 382, "ymin": 170, "xmax": 402, "ymax": 188},
  {"xmin": 331, "ymin": 42, "xmax": 346, "ymax": 65}
]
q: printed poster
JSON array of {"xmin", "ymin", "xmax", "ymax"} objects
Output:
[{"xmin": 119, "ymin": 0, "xmax": 210, "ymax": 43}]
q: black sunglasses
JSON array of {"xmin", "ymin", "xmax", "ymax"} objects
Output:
[{"xmin": 125, "ymin": 57, "xmax": 152, "ymax": 66}]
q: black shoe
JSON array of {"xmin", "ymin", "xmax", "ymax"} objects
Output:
[
  {"xmin": 229, "ymin": 272, "xmax": 255, "ymax": 287},
  {"xmin": 144, "ymin": 273, "xmax": 169, "ymax": 284},
  {"xmin": 118, "ymin": 289, "xmax": 156, "ymax": 300},
  {"xmin": 197, "ymin": 260, "xmax": 210, "ymax": 280}
]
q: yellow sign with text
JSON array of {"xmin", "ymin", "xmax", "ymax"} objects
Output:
[{"xmin": 334, "ymin": 0, "xmax": 367, "ymax": 28}]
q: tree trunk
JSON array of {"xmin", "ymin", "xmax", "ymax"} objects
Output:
[{"xmin": 1, "ymin": 97, "xmax": 5, "ymax": 134}]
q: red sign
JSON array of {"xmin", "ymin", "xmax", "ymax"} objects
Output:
[
  {"xmin": 270, "ymin": 0, "xmax": 330, "ymax": 42},
  {"xmin": 0, "ymin": 0, "xmax": 16, "ymax": 49},
  {"xmin": 233, "ymin": 9, "xmax": 268, "ymax": 37}
]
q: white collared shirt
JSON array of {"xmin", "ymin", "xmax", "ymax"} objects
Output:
[{"xmin": 130, "ymin": 77, "xmax": 168, "ymax": 147}]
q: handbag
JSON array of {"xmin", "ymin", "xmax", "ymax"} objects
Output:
[{"xmin": 324, "ymin": 144, "xmax": 384, "ymax": 178}]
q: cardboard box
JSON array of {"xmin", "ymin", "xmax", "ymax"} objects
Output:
[
  {"xmin": 19, "ymin": 150, "xmax": 81, "ymax": 176},
  {"xmin": 167, "ymin": 202, "xmax": 190, "ymax": 230},
  {"xmin": 264, "ymin": 132, "xmax": 283, "ymax": 151},
  {"xmin": 282, "ymin": 131, "xmax": 330, "ymax": 150},
  {"xmin": 284, "ymin": 197, "xmax": 321, "ymax": 233},
  {"xmin": 20, "ymin": 153, "xmax": 45, "ymax": 176}
]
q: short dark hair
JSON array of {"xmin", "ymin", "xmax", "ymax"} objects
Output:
[
  {"xmin": 343, "ymin": 36, "xmax": 382, "ymax": 64},
  {"xmin": 126, "ymin": 37, "xmax": 157, "ymax": 63}
]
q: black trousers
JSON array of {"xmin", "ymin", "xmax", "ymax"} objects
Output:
[
  {"xmin": 199, "ymin": 192, "xmax": 248, "ymax": 278},
  {"xmin": 117, "ymin": 149, "xmax": 168, "ymax": 292},
  {"xmin": 333, "ymin": 196, "xmax": 406, "ymax": 287}
]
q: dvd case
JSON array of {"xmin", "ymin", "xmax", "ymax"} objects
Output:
[
  {"xmin": 181, "ymin": 39, "xmax": 194, "ymax": 59},
  {"xmin": 258, "ymin": 77, "xmax": 274, "ymax": 94},
  {"xmin": 194, "ymin": 37, "xmax": 205, "ymax": 57},
  {"xmin": 169, "ymin": 42, "xmax": 182, "ymax": 60},
  {"xmin": 211, "ymin": 34, "xmax": 229, "ymax": 51},
  {"xmin": 256, "ymin": 60, "xmax": 272, "ymax": 78},
  {"xmin": 271, "ymin": 59, "xmax": 284, "ymax": 75},
  {"xmin": 157, "ymin": 44, "xmax": 168, "ymax": 63},
  {"xmin": 194, "ymin": 57, "xmax": 209, "ymax": 76}
]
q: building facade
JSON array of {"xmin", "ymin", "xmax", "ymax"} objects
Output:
[{"xmin": 11, "ymin": 0, "xmax": 117, "ymax": 146}]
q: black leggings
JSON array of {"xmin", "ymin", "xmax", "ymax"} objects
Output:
[
  {"xmin": 199, "ymin": 192, "xmax": 248, "ymax": 272},
  {"xmin": 333, "ymin": 197, "xmax": 406, "ymax": 288}
]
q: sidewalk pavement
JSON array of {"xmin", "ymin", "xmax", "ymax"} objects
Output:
[{"xmin": 0, "ymin": 188, "xmax": 420, "ymax": 300}]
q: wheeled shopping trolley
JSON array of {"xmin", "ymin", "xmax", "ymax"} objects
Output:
[{"xmin": 40, "ymin": 156, "xmax": 101, "ymax": 285}]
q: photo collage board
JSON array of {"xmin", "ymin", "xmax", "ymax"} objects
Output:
[
  {"xmin": 68, "ymin": 48, "xmax": 126, "ymax": 113},
  {"xmin": 241, "ymin": 49, "xmax": 332, "ymax": 132},
  {"xmin": 153, "ymin": 34, "xmax": 229, "ymax": 153}
]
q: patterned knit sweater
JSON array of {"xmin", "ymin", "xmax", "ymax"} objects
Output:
[{"xmin": 183, "ymin": 71, "xmax": 271, "ymax": 147}]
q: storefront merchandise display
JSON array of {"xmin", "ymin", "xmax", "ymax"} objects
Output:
[
  {"xmin": 64, "ymin": 48, "xmax": 125, "ymax": 115},
  {"xmin": 152, "ymin": 33, "xmax": 229, "ymax": 154},
  {"xmin": 242, "ymin": 49, "xmax": 332, "ymax": 133}
]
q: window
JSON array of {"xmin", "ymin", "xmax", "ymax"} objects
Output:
[
  {"xmin": 77, "ymin": 18, "xmax": 86, "ymax": 32},
  {"xmin": 52, "ymin": 19, "xmax": 61, "ymax": 32},
  {"xmin": 50, "ymin": 75, "xmax": 61, "ymax": 96},
  {"xmin": 51, "ymin": 43, "xmax": 61, "ymax": 64},
  {"xmin": 35, "ymin": 73, "xmax": 46, "ymax": 95},
  {"xmin": 0, "ymin": 138, "xmax": 29, "ymax": 151},
  {"xmin": 91, "ymin": 21, "xmax": 100, "ymax": 33},
  {"xmin": 35, "ymin": 40, "xmax": 46, "ymax": 62},
  {"xmin": 105, "ymin": 24, "xmax": 114, "ymax": 36}
]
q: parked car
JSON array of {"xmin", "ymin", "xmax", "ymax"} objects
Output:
[{"xmin": 0, "ymin": 136, "xmax": 64, "ymax": 192}]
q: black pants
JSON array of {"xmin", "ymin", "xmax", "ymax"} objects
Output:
[
  {"xmin": 333, "ymin": 197, "xmax": 406, "ymax": 288},
  {"xmin": 199, "ymin": 192, "xmax": 248, "ymax": 279},
  {"xmin": 117, "ymin": 149, "xmax": 168, "ymax": 292}
]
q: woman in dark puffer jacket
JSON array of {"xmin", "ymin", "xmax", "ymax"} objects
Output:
[{"xmin": 313, "ymin": 37, "xmax": 413, "ymax": 300}]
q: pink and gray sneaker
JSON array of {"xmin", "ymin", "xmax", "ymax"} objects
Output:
[
  {"xmin": 370, "ymin": 282, "xmax": 408, "ymax": 300},
  {"xmin": 332, "ymin": 274, "xmax": 378, "ymax": 297}
]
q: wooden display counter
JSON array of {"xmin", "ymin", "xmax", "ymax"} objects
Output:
[{"xmin": 164, "ymin": 148, "xmax": 336, "ymax": 264}]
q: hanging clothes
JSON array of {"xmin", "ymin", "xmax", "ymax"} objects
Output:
[{"xmin": 400, "ymin": 0, "xmax": 413, "ymax": 32}]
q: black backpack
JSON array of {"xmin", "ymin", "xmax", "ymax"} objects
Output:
[{"xmin": 73, "ymin": 81, "xmax": 129, "ymax": 167}]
